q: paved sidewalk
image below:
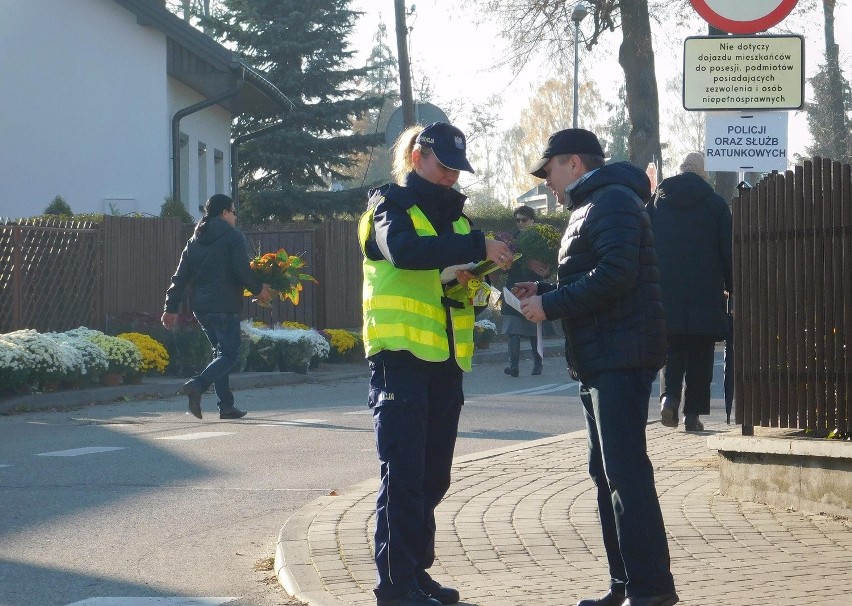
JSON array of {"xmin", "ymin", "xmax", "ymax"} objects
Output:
[{"xmin": 276, "ymin": 421, "xmax": 852, "ymax": 606}]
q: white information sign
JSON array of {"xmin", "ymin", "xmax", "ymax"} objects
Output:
[
  {"xmin": 704, "ymin": 111, "xmax": 788, "ymax": 172},
  {"xmin": 683, "ymin": 35, "xmax": 804, "ymax": 110}
]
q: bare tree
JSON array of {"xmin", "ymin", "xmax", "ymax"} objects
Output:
[
  {"xmin": 505, "ymin": 75, "xmax": 604, "ymax": 196},
  {"xmin": 474, "ymin": 0, "xmax": 662, "ymax": 169}
]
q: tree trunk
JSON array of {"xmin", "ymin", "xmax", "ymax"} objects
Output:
[
  {"xmin": 617, "ymin": 0, "xmax": 661, "ymax": 170},
  {"xmin": 822, "ymin": 0, "xmax": 846, "ymax": 160}
]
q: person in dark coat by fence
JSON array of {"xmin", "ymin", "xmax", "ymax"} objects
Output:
[{"xmin": 647, "ymin": 152, "xmax": 733, "ymax": 432}]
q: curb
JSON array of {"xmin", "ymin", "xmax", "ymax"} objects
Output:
[
  {"xmin": 0, "ymin": 364, "xmax": 366, "ymax": 415},
  {"xmin": 0, "ymin": 341, "xmax": 566, "ymax": 415}
]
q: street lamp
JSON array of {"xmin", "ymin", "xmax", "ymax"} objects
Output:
[{"xmin": 571, "ymin": 2, "xmax": 589, "ymax": 129}]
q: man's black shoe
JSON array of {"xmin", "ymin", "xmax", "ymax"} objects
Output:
[
  {"xmin": 419, "ymin": 577, "xmax": 460, "ymax": 605},
  {"xmin": 622, "ymin": 592, "xmax": 679, "ymax": 606},
  {"xmin": 181, "ymin": 382, "xmax": 202, "ymax": 419},
  {"xmin": 504, "ymin": 366, "xmax": 519, "ymax": 377},
  {"xmin": 577, "ymin": 588, "xmax": 625, "ymax": 606},
  {"xmin": 376, "ymin": 588, "xmax": 442, "ymax": 606},
  {"xmin": 531, "ymin": 364, "xmax": 543, "ymax": 375},
  {"xmin": 660, "ymin": 397, "xmax": 678, "ymax": 428},
  {"xmin": 684, "ymin": 414, "xmax": 704, "ymax": 432},
  {"xmin": 219, "ymin": 406, "xmax": 247, "ymax": 420}
]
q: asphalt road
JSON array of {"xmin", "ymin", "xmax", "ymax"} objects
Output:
[{"xmin": 0, "ymin": 351, "xmax": 726, "ymax": 606}]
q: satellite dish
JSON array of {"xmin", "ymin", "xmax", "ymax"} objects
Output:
[{"xmin": 384, "ymin": 102, "xmax": 450, "ymax": 147}]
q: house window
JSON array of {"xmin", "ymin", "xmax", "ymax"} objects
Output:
[
  {"xmin": 214, "ymin": 149, "xmax": 224, "ymax": 195},
  {"xmin": 198, "ymin": 142, "xmax": 207, "ymax": 210},
  {"xmin": 179, "ymin": 133, "xmax": 190, "ymax": 210}
]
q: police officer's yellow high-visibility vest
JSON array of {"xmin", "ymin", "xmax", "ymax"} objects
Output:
[{"xmin": 359, "ymin": 204, "xmax": 475, "ymax": 371}]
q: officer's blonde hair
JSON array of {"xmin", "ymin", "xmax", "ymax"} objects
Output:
[{"xmin": 392, "ymin": 124, "xmax": 433, "ymax": 185}]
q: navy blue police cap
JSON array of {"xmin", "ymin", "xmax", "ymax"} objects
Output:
[{"xmin": 415, "ymin": 122, "xmax": 475, "ymax": 174}]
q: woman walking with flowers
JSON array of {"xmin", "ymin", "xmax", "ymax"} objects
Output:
[{"xmin": 162, "ymin": 194, "xmax": 272, "ymax": 420}]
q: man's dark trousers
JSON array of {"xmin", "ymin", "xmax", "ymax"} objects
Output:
[
  {"xmin": 193, "ymin": 311, "xmax": 241, "ymax": 408},
  {"xmin": 580, "ymin": 369, "xmax": 676, "ymax": 598},
  {"xmin": 370, "ymin": 356, "xmax": 463, "ymax": 599},
  {"xmin": 660, "ymin": 334, "xmax": 715, "ymax": 415}
]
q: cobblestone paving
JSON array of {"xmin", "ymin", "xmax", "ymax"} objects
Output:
[{"xmin": 276, "ymin": 422, "xmax": 852, "ymax": 606}]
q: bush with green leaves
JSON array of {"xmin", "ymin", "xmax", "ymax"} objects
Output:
[
  {"xmin": 107, "ymin": 312, "xmax": 211, "ymax": 376},
  {"xmin": 160, "ymin": 196, "xmax": 194, "ymax": 223}
]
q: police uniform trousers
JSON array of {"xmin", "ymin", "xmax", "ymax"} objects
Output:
[{"xmin": 368, "ymin": 351, "xmax": 464, "ymax": 599}]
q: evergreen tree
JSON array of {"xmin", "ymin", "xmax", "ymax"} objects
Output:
[
  {"xmin": 203, "ymin": 0, "xmax": 385, "ymax": 222},
  {"xmin": 804, "ymin": 0, "xmax": 852, "ymax": 163},
  {"xmin": 341, "ymin": 19, "xmax": 399, "ymax": 189},
  {"xmin": 805, "ymin": 64, "xmax": 852, "ymax": 162}
]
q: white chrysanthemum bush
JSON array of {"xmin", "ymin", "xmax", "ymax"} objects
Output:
[{"xmin": 241, "ymin": 321, "xmax": 329, "ymax": 374}]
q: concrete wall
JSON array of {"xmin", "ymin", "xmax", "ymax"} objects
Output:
[{"xmin": 708, "ymin": 431, "xmax": 852, "ymax": 519}]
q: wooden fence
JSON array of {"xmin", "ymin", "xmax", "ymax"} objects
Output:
[
  {"xmin": 0, "ymin": 217, "xmax": 363, "ymax": 334},
  {"xmin": 732, "ymin": 157, "xmax": 852, "ymax": 434}
]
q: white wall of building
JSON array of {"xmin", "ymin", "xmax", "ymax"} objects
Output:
[
  {"xmin": 168, "ymin": 81, "xmax": 233, "ymax": 221},
  {"xmin": 0, "ymin": 0, "xmax": 234, "ymax": 221}
]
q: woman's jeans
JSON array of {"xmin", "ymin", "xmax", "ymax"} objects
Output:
[
  {"xmin": 193, "ymin": 312, "xmax": 241, "ymax": 409},
  {"xmin": 580, "ymin": 369, "xmax": 676, "ymax": 598}
]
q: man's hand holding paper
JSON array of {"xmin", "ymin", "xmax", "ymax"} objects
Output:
[{"xmin": 510, "ymin": 280, "xmax": 547, "ymax": 322}]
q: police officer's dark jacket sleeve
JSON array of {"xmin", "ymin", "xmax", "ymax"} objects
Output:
[{"xmin": 365, "ymin": 175, "xmax": 487, "ymax": 269}]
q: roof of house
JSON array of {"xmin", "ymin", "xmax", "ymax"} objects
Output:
[{"xmin": 112, "ymin": 0, "xmax": 292, "ymax": 115}]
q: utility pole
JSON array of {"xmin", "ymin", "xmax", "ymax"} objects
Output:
[{"xmin": 394, "ymin": 0, "xmax": 415, "ymax": 127}]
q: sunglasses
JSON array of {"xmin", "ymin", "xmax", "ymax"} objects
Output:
[{"xmin": 515, "ymin": 217, "xmax": 530, "ymax": 223}]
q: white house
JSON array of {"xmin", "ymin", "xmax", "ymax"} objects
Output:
[
  {"xmin": 0, "ymin": 0, "xmax": 289, "ymax": 220},
  {"xmin": 515, "ymin": 184, "xmax": 561, "ymax": 216}
]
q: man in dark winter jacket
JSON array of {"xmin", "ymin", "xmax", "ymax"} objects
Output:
[
  {"xmin": 648, "ymin": 152, "xmax": 733, "ymax": 432},
  {"xmin": 514, "ymin": 129, "xmax": 678, "ymax": 606},
  {"xmin": 162, "ymin": 194, "xmax": 271, "ymax": 420}
]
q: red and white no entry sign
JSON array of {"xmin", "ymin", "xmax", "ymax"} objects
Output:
[{"xmin": 690, "ymin": 0, "xmax": 799, "ymax": 33}]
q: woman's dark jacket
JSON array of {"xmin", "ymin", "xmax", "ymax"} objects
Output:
[
  {"xmin": 500, "ymin": 232, "xmax": 541, "ymax": 319},
  {"xmin": 647, "ymin": 171, "xmax": 733, "ymax": 340},
  {"xmin": 538, "ymin": 162, "xmax": 667, "ymax": 381},
  {"xmin": 164, "ymin": 216, "xmax": 263, "ymax": 315},
  {"xmin": 363, "ymin": 171, "xmax": 487, "ymax": 366}
]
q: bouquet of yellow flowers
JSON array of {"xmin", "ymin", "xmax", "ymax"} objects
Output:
[{"xmin": 244, "ymin": 248, "xmax": 318, "ymax": 306}]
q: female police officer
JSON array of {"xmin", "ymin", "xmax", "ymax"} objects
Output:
[{"xmin": 359, "ymin": 122, "xmax": 511, "ymax": 606}]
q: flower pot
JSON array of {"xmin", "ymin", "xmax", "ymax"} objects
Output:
[
  {"xmin": 124, "ymin": 374, "xmax": 143, "ymax": 385},
  {"xmin": 100, "ymin": 372, "xmax": 123, "ymax": 387}
]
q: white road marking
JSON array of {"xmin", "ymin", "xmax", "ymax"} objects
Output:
[
  {"xmin": 0, "ymin": 464, "xmax": 11, "ymax": 468},
  {"xmin": 257, "ymin": 418, "xmax": 330, "ymax": 426},
  {"xmin": 155, "ymin": 432, "xmax": 235, "ymax": 441},
  {"xmin": 343, "ymin": 409, "xmax": 373, "ymax": 415},
  {"xmin": 36, "ymin": 447, "xmax": 125, "ymax": 457},
  {"xmin": 499, "ymin": 383, "xmax": 577, "ymax": 396},
  {"xmin": 64, "ymin": 598, "xmax": 238, "ymax": 606}
]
